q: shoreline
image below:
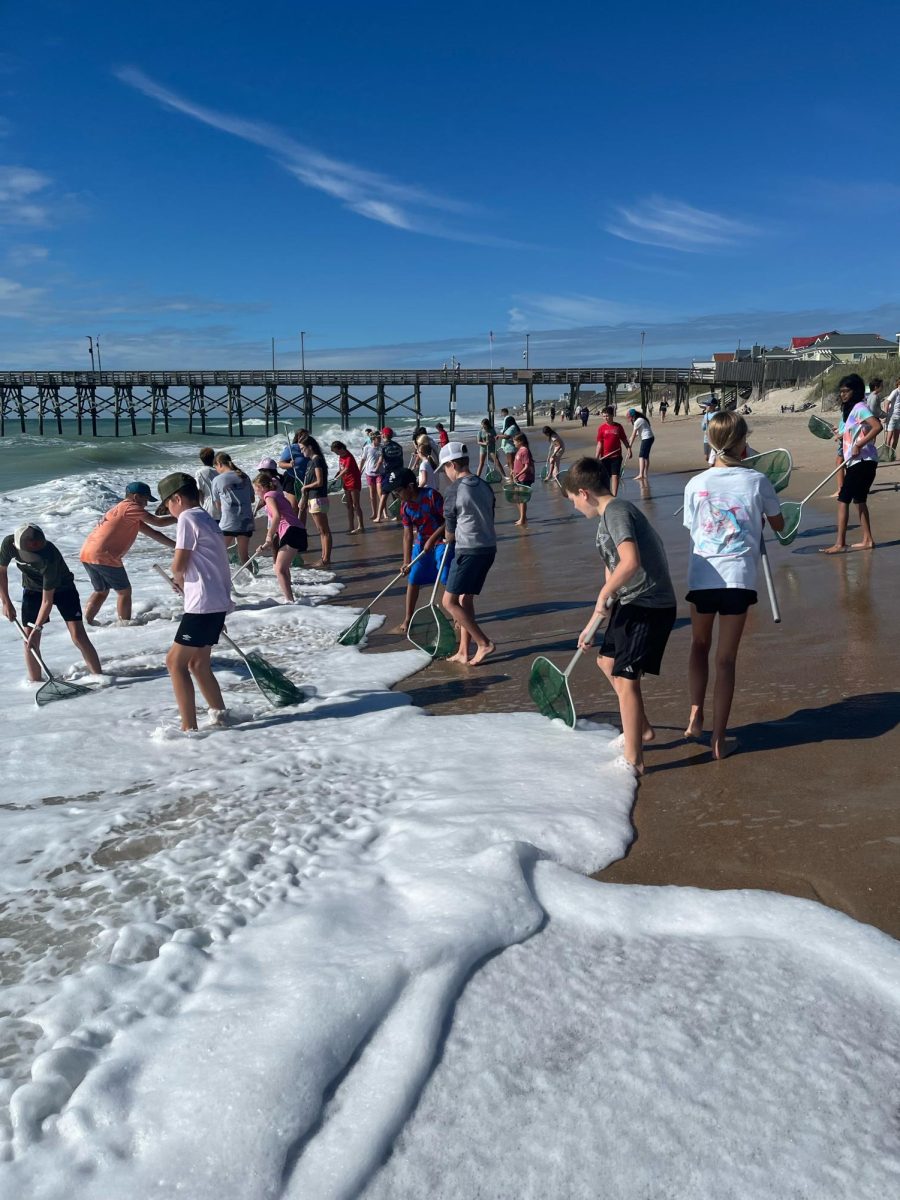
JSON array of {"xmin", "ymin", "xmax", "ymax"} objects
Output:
[{"xmin": 331, "ymin": 391, "xmax": 900, "ymax": 939}]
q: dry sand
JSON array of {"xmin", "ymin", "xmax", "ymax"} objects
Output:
[{"xmin": 327, "ymin": 389, "xmax": 900, "ymax": 939}]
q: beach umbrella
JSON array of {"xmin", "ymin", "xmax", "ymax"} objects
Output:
[
  {"xmin": 407, "ymin": 547, "xmax": 456, "ymax": 659},
  {"xmin": 154, "ymin": 565, "xmax": 305, "ymax": 706},
  {"xmin": 14, "ymin": 619, "xmax": 95, "ymax": 706}
]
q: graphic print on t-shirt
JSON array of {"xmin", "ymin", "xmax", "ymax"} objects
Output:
[{"xmin": 692, "ymin": 490, "xmax": 751, "ymax": 559}]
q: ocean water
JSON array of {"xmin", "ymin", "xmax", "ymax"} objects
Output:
[{"xmin": 0, "ymin": 441, "xmax": 898, "ymax": 1197}]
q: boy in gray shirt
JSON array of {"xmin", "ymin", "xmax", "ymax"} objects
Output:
[
  {"xmin": 562, "ymin": 457, "xmax": 676, "ymax": 776},
  {"xmin": 436, "ymin": 441, "xmax": 497, "ymax": 666}
]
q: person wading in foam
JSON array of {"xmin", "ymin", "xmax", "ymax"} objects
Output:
[
  {"xmin": 80, "ymin": 482, "xmax": 177, "ymax": 625},
  {"xmin": 1, "ymin": 524, "xmax": 103, "ymax": 681},
  {"xmin": 157, "ymin": 472, "xmax": 234, "ymax": 732},
  {"xmin": 436, "ymin": 441, "xmax": 497, "ymax": 666}
]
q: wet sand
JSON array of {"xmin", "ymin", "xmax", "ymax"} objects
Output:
[{"xmin": 325, "ymin": 397, "xmax": 900, "ymax": 939}]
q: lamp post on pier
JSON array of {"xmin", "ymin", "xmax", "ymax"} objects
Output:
[
  {"xmin": 96, "ymin": 337, "xmax": 102, "ymax": 374},
  {"xmin": 86, "ymin": 336, "xmax": 95, "ymax": 372},
  {"xmin": 300, "ymin": 331, "xmax": 306, "ymax": 379},
  {"xmin": 524, "ymin": 333, "xmax": 530, "ymax": 369}
]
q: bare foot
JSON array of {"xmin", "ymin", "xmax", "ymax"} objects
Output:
[
  {"xmin": 684, "ymin": 712, "xmax": 703, "ymax": 739},
  {"xmin": 712, "ymin": 736, "xmax": 738, "ymax": 760},
  {"xmin": 312, "ymin": 560, "xmax": 331, "ymax": 570},
  {"xmin": 469, "ymin": 641, "xmax": 496, "ymax": 666},
  {"xmin": 826, "ymin": 492, "xmax": 840, "ymax": 499},
  {"xmin": 642, "ymin": 724, "xmax": 656, "ymax": 744},
  {"xmin": 447, "ymin": 650, "xmax": 470, "ymax": 664},
  {"xmin": 819, "ymin": 545, "xmax": 848, "ymax": 555},
  {"xmin": 348, "ymin": 527, "xmax": 361, "ymax": 535},
  {"xmin": 393, "ymin": 622, "xmax": 409, "ymax": 634},
  {"xmin": 514, "ymin": 520, "xmax": 528, "ymax": 527},
  {"xmin": 849, "ymin": 542, "xmax": 875, "ymax": 550}
]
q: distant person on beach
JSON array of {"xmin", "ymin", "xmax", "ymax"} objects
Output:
[
  {"xmin": 212, "ymin": 453, "xmax": 256, "ymax": 567},
  {"xmin": 682, "ymin": 412, "xmax": 784, "ymax": 760},
  {"xmin": 435, "ymin": 423, "xmax": 450, "ymax": 448},
  {"xmin": 375, "ymin": 428, "xmax": 404, "ymax": 521},
  {"xmin": 359, "ymin": 431, "xmax": 383, "ymax": 522},
  {"xmin": 595, "ymin": 406, "xmax": 631, "ymax": 496},
  {"xmin": 331, "ymin": 441, "xmax": 365, "ymax": 534},
  {"xmin": 278, "ymin": 431, "xmax": 310, "ymax": 512},
  {"xmin": 383, "ymin": 467, "xmax": 449, "ymax": 634},
  {"xmin": 1, "ymin": 523, "xmax": 103, "ymax": 682},
  {"xmin": 579, "ymin": 406, "xmax": 589, "ymax": 427},
  {"xmin": 415, "ymin": 438, "xmax": 439, "ymax": 491},
  {"xmin": 254, "ymin": 471, "xmax": 308, "ymax": 602},
  {"xmin": 512, "ymin": 432, "xmax": 535, "ymax": 527},
  {"xmin": 197, "ymin": 448, "xmax": 220, "ymax": 519},
  {"xmin": 562, "ymin": 458, "xmax": 676, "ymax": 777},
  {"xmin": 157, "ymin": 472, "xmax": 233, "ymax": 732},
  {"xmin": 550, "ymin": 403, "xmax": 556, "ymax": 422},
  {"xmin": 437, "ymin": 441, "xmax": 497, "ymax": 666},
  {"xmin": 626, "ymin": 408, "xmax": 655, "ymax": 483},
  {"xmin": 885, "ymin": 376, "xmax": 900, "ymax": 453},
  {"xmin": 476, "ymin": 419, "xmax": 505, "ymax": 479},
  {"xmin": 659, "ymin": 398, "xmax": 669, "ymax": 422},
  {"xmin": 297, "ymin": 434, "xmax": 333, "ymax": 568},
  {"xmin": 701, "ymin": 399, "xmax": 720, "ymax": 462},
  {"xmin": 80, "ymin": 482, "xmax": 177, "ymax": 625},
  {"xmin": 542, "ymin": 426, "xmax": 565, "ymax": 482},
  {"xmin": 498, "ymin": 409, "xmax": 521, "ymax": 476},
  {"xmin": 821, "ymin": 373, "xmax": 882, "ymax": 555}
]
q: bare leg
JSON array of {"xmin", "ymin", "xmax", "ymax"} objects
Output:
[
  {"xmin": 402, "ymin": 583, "xmax": 420, "ymax": 633},
  {"xmin": 115, "ymin": 588, "xmax": 133, "ymax": 621},
  {"xmin": 710, "ymin": 612, "xmax": 747, "ymax": 759},
  {"xmin": 850, "ymin": 501, "xmax": 875, "ymax": 549},
  {"xmin": 311, "ymin": 512, "xmax": 333, "ymax": 566},
  {"xmin": 353, "ymin": 492, "xmax": 365, "ymax": 531},
  {"xmin": 515, "ymin": 502, "xmax": 528, "ymax": 527},
  {"xmin": 686, "ymin": 606, "xmax": 715, "ymax": 737},
  {"xmin": 84, "ymin": 589, "xmax": 108, "ymax": 625},
  {"xmin": 166, "ymin": 643, "xmax": 224, "ymax": 731},
  {"xmin": 610, "ymin": 472, "xmax": 620, "ymax": 497},
  {"xmin": 368, "ymin": 482, "xmax": 379, "ymax": 520},
  {"xmin": 23, "ymin": 628, "xmax": 42, "ymax": 682},
  {"xmin": 442, "ymin": 592, "xmax": 493, "ymax": 663},
  {"xmin": 598, "ymin": 656, "xmax": 646, "ymax": 774},
  {"xmin": 821, "ymin": 501, "xmax": 850, "ymax": 553},
  {"xmin": 274, "ymin": 547, "xmax": 295, "ymax": 601},
  {"xmin": 477, "ymin": 453, "xmax": 486, "ymax": 477},
  {"xmin": 190, "ymin": 646, "xmax": 226, "ymax": 711},
  {"xmin": 67, "ymin": 620, "xmax": 102, "ymax": 675}
]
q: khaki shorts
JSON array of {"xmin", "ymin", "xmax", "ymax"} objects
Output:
[{"xmin": 308, "ymin": 497, "xmax": 330, "ymax": 514}]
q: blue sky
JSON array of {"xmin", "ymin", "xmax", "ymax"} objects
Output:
[{"xmin": 1, "ymin": 0, "xmax": 899, "ymax": 370}]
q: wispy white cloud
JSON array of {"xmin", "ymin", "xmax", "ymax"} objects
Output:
[
  {"xmin": 606, "ymin": 196, "xmax": 759, "ymax": 252},
  {"xmin": 7, "ymin": 243, "xmax": 49, "ymax": 266},
  {"xmin": 507, "ymin": 293, "xmax": 646, "ymax": 333},
  {"xmin": 114, "ymin": 66, "xmax": 517, "ymax": 245},
  {"xmin": 0, "ymin": 275, "xmax": 44, "ymax": 316},
  {"xmin": 0, "ymin": 166, "xmax": 53, "ymax": 226}
]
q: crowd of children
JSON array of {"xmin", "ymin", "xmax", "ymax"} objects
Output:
[{"xmin": 2, "ymin": 379, "xmax": 885, "ymax": 763}]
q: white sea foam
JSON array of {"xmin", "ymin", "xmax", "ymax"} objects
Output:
[{"xmin": 0, "ymin": 453, "xmax": 898, "ymax": 1197}]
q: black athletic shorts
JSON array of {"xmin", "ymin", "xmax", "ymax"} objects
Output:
[
  {"xmin": 638, "ymin": 437, "xmax": 655, "ymax": 460},
  {"xmin": 279, "ymin": 526, "xmax": 308, "ymax": 553},
  {"xmin": 686, "ymin": 588, "xmax": 757, "ymax": 616},
  {"xmin": 221, "ymin": 521, "xmax": 255, "ymax": 538},
  {"xmin": 598, "ymin": 602, "xmax": 676, "ymax": 679},
  {"xmin": 837, "ymin": 460, "xmax": 877, "ymax": 505},
  {"xmin": 173, "ymin": 611, "xmax": 227, "ymax": 648},
  {"xmin": 445, "ymin": 548, "xmax": 496, "ymax": 597},
  {"xmin": 22, "ymin": 585, "xmax": 83, "ymax": 627}
]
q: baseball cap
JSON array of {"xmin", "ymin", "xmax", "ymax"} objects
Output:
[
  {"xmin": 13, "ymin": 524, "xmax": 44, "ymax": 562},
  {"xmin": 257, "ymin": 457, "xmax": 278, "ymax": 471},
  {"xmin": 436, "ymin": 441, "xmax": 468, "ymax": 470},
  {"xmin": 382, "ymin": 467, "xmax": 416, "ymax": 494},
  {"xmin": 381, "ymin": 426, "xmax": 394, "ymax": 439},
  {"xmin": 155, "ymin": 471, "xmax": 195, "ymax": 514},
  {"xmin": 125, "ymin": 481, "xmax": 157, "ymax": 500}
]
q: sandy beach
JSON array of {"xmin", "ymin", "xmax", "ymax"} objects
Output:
[{"xmin": 332, "ymin": 392, "xmax": 900, "ymax": 939}]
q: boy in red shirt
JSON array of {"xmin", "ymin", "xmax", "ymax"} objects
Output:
[
  {"xmin": 595, "ymin": 405, "xmax": 632, "ymax": 496},
  {"xmin": 330, "ymin": 441, "xmax": 365, "ymax": 534}
]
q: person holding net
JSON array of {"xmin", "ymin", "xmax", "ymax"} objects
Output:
[
  {"xmin": 820, "ymin": 373, "xmax": 882, "ymax": 555},
  {"xmin": 1, "ymin": 524, "xmax": 103, "ymax": 685},
  {"xmin": 382, "ymin": 468, "xmax": 451, "ymax": 635},
  {"xmin": 682, "ymin": 412, "xmax": 784, "ymax": 760},
  {"xmin": 562, "ymin": 459, "xmax": 676, "ymax": 777}
]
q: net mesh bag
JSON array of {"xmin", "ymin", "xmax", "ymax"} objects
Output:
[
  {"xmin": 808, "ymin": 414, "xmax": 835, "ymax": 440},
  {"xmin": 503, "ymin": 483, "xmax": 532, "ymax": 503},
  {"xmin": 528, "ymin": 657, "xmax": 576, "ymax": 727},
  {"xmin": 754, "ymin": 449, "xmax": 792, "ymax": 494},
  {"xmin": 775, "ymin": 502, "xmax": 802, "ymax": 546},
  {"xmin": 337, "ymin": 611, "xmax": 370, "ymax": 646},
  {"xmin": 485, "ymin": 465, "xmax": 501, "ymax": 484},
  {"xmin": 878, "ymin": 443, "xmax": 896, "ymax": 463},
  {"xmin": 408, "ymin": 606, "xmax": 456, "ymax": 658},
  {"xmin": 35, "ymin": 678, "xmax": 94, "ymax": 707},
  {"xmin": 244, "ymin": 651, "xmax": 306, "ymax": 706}
]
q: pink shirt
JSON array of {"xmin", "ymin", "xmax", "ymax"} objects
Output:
[
  {"xmin": 264, "ymin": 490, "xmax": 305, "ymax": 540},
  {"xmin": 175, "ymin": 507, "xmax": 235, "ymax": 615}
]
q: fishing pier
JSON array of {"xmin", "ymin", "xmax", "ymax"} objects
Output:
[{"xmin": 0, "ymin": 361, "xmax": 823, "ymax": 438}]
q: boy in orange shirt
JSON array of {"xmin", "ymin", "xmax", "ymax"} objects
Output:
[{"xmin": 80, "ymin": 482, "xmax": 176, "ymax": 624}]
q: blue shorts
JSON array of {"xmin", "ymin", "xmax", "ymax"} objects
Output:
[
  {"xmin": 83, "ymin": 561, "xmax": 131, "ymax": 592},
  {"xmin": 409, "ymin": 544, "xmax": 453, "ymax": 587},
  {"xmin": 444, "ymin": 548, "xmax": 496, "ymax": 597}
]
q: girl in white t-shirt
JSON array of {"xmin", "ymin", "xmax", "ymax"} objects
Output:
[
  {"xmin": 682, "ymin": 412, "xmax": 784, "ymax": 760},
  {"xmin": 626, "ymin": 408, "xmax": 655, "ymax": 482}
]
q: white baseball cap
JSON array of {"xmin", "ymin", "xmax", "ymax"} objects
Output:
[{"xmin": 436, "ymin": 441, "xmax": 467, "ymax": 470}]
